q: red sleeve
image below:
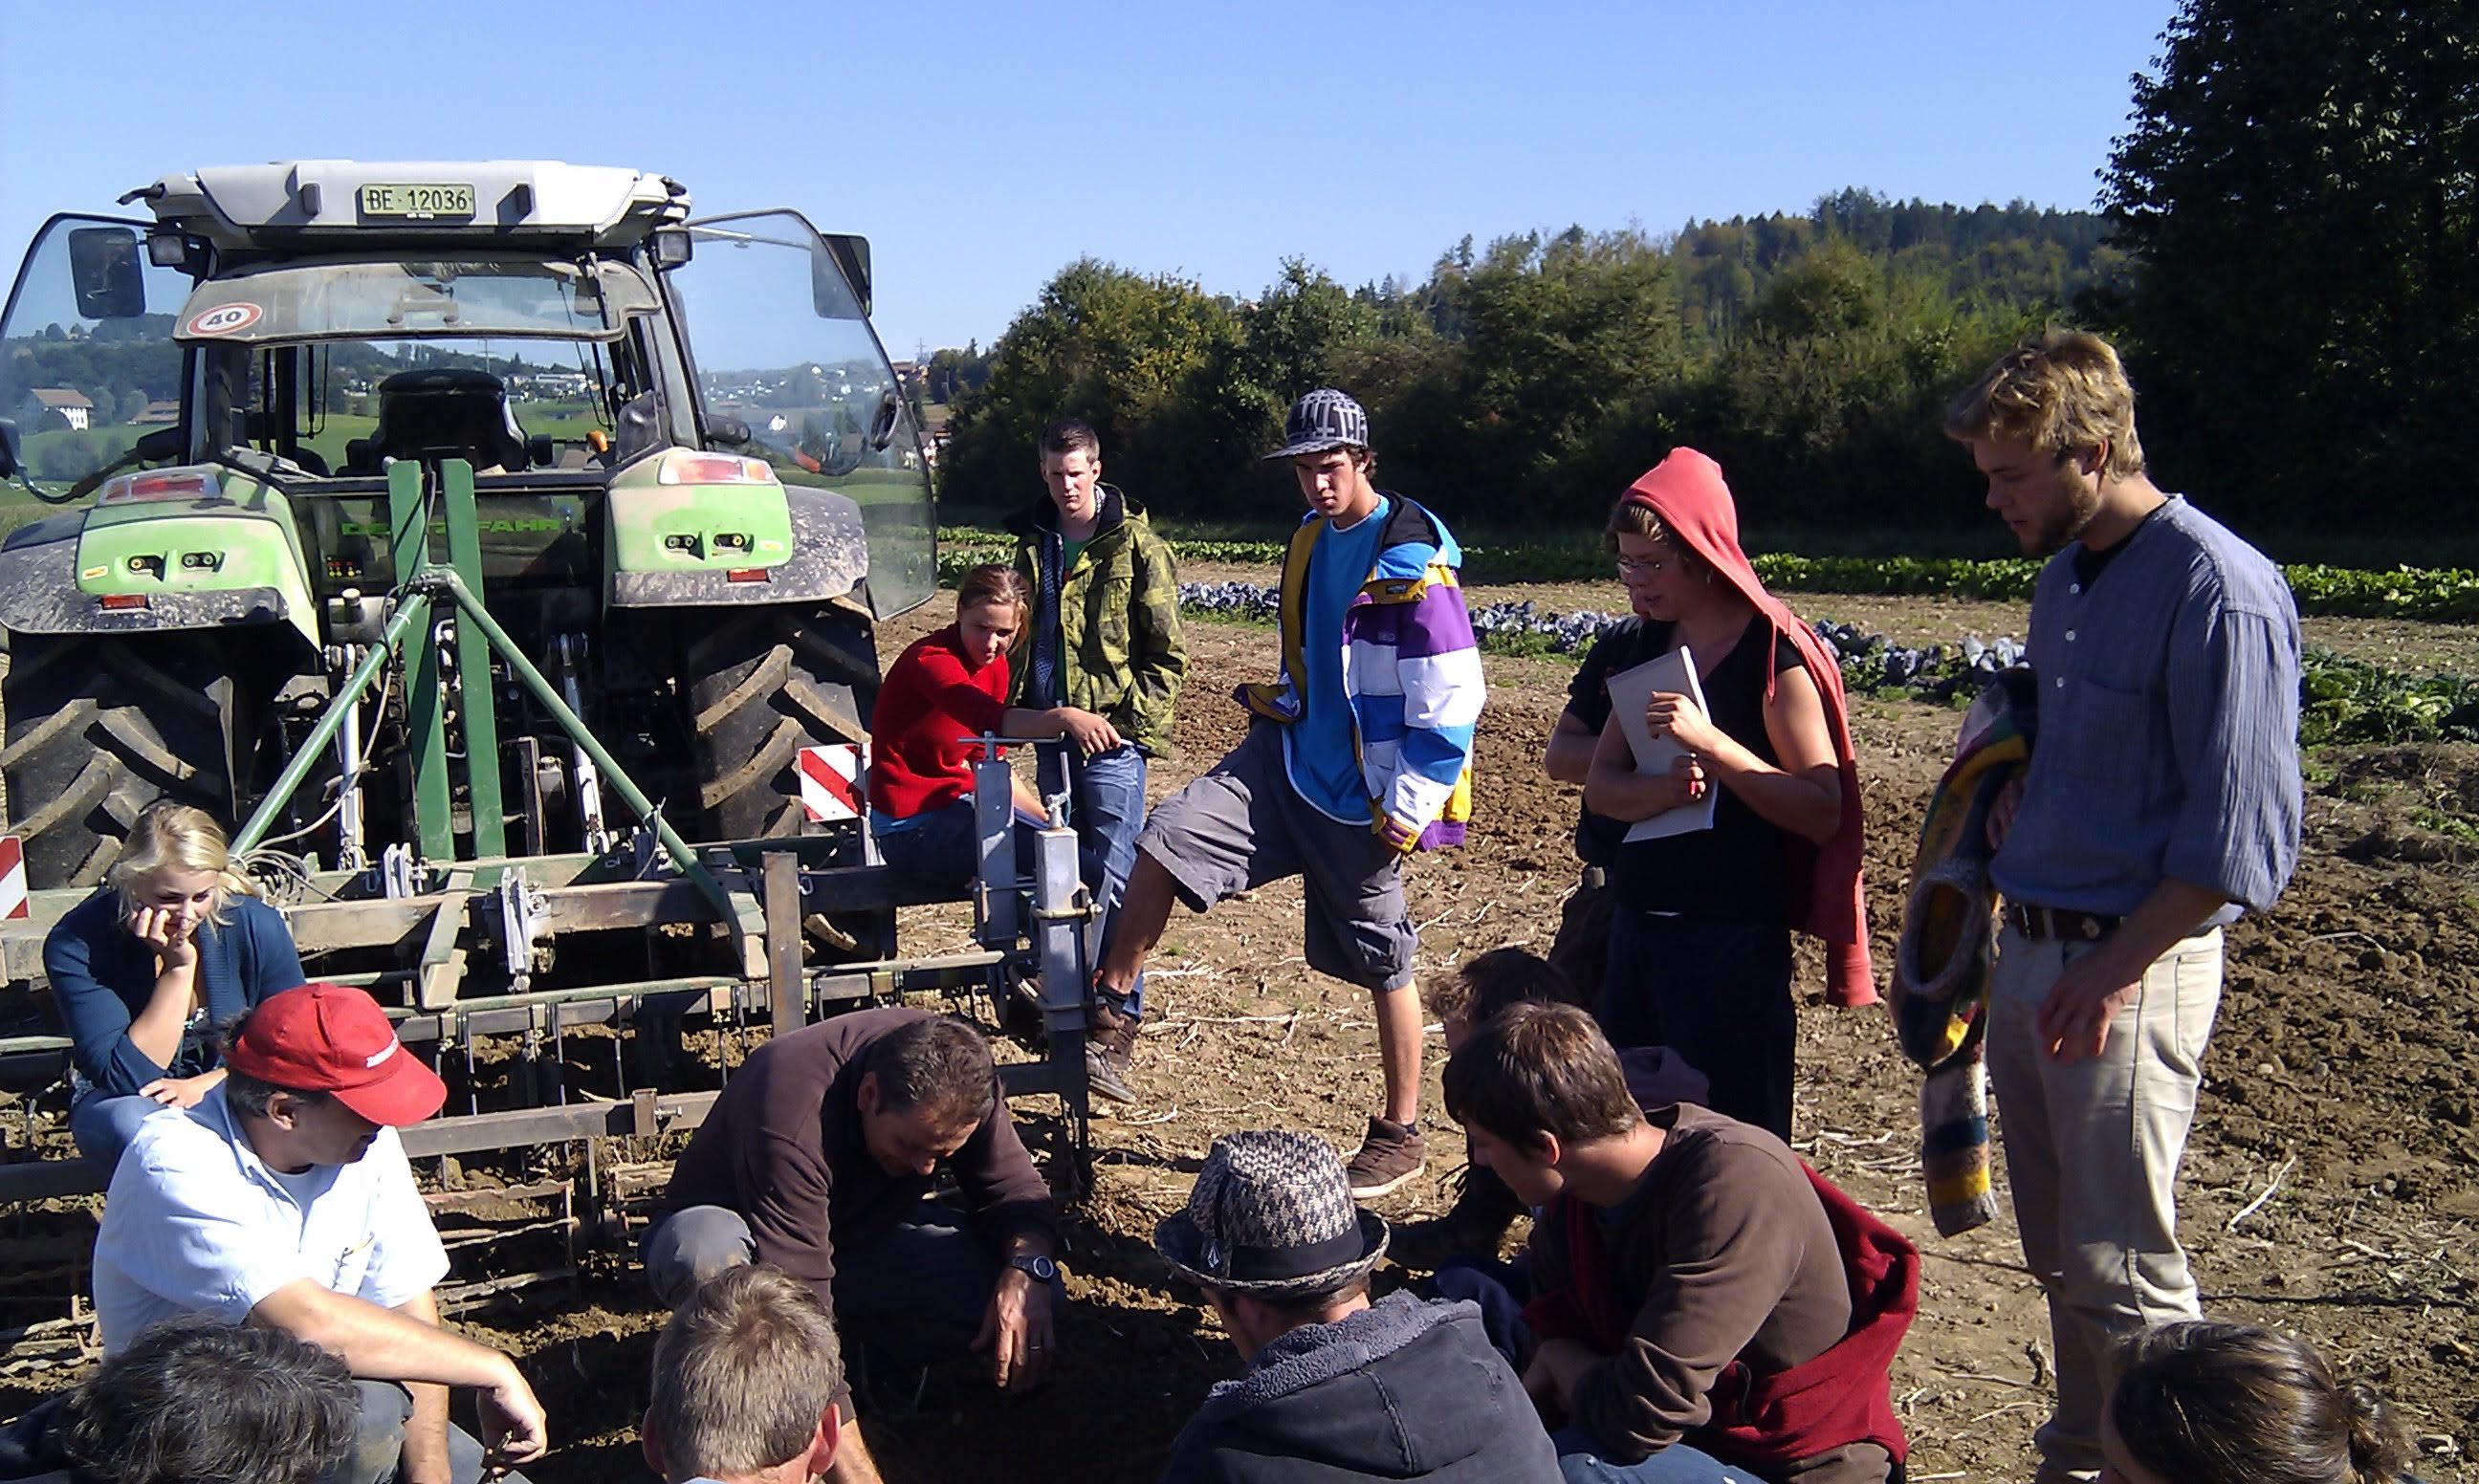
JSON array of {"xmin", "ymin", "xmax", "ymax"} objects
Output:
[{"xmin": 911, "ymin": 643, "xmax": 1011, "ymax": 735}]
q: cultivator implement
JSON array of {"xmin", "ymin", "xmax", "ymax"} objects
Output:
[{"xmin": 0, "ymin": 464, "xmax": 1100, "ymax": 1212}]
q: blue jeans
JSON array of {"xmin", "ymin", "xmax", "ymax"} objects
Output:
[
  {"xmin": 1551, "ymin": 1430, "xmax": 1749, "ymax": 1483},
  {"xmin": 1598, "ymin": 909, "xmax": 1796, "ymax": 1142},
  {"xmin": 1070, "ymin": 745, "xmax": 1149, "ymax": 1016},
  {"xmin": 337, "ymin": 1380, "xmax": 525, "ymax": 1484},
  {"xmin": 69, "ymin": 1090, "xmax": 173, "ymax": 1171},
  {"xmin": 875, "ymin": 799, "xmax": 1101, "ymax": 897}
]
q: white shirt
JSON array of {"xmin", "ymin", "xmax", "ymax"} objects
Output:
[{"xmin": 92, "ymin": 1085, "xmax": 449, "ymax": 1352}]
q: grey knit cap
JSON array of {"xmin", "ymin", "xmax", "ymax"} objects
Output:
[
  {"xmin": 1263, "ymin": 388, "xmax": 1371, "ymax": 461},
  {"xmin": 1155, "ymin": 1129, "xmax": 1390, "ymax": 1298}
]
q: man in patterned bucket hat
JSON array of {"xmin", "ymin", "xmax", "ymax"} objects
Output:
[{"xmin": 1152, "ymin": 1129, "xmax": 1557, "ymax": 1483}]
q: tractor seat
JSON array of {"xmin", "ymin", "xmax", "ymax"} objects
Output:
[{"xmin": 348, "ymin": 368, "xmax": 531, "ymax": 475}]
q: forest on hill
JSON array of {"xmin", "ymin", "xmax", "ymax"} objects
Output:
[{"xmin": 934, "ymin": 2, "xmax": 2478, "ymax": 550}]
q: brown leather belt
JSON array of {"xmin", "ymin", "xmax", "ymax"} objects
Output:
[{"xmin": 2007, "ymin": 902, "xmax": 2123, "ymax": 942}]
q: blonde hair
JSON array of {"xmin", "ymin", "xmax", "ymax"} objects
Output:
[
  {"xmin": 1945, "ymin": 327, "xmax": 2146, "ymax": 480},
  {"xmin": 108, "ymin": 802, "xmax": 250, "ymax": 927}
]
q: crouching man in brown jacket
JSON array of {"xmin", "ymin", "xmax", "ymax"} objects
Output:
[
  {"xmin": 1438, "ymin": 1004, "xmax": 1917, "ymax": 1484},
  {"xmin": 642, "ymin": 1009, "xmax": 1063, "ymax": 1484}
]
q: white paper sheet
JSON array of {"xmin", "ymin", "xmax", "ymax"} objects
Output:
[{"xmin": 1602, "ymin": 648, "xmax": 1719, "ymax": 841}]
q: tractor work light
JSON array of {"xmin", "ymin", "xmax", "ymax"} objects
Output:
[
  {"xmin": 655, "ymin": 448, "xmax": 774, "ymax": 486},
  {"xmin": 99, "ymin": 470, "xmax": 223, "ymax": 506}
]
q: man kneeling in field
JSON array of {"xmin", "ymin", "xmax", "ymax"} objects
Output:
[
  {"xmin": 642, "ymin": 1008, "xmax": 1062, "ymax": 1484},
  {"xmin": 1442, "ymin": 1004, "xmax": 1917, "ymax": 1484}
]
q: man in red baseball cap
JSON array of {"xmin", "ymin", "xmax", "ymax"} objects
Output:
[{"xmin": 92, "ymin": 984, "xmax": 548, "ymax": 1484}]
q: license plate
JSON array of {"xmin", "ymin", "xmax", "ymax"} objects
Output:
[{"xmin": 359, "ymin": 183, "xmax": 476, "ymax": 219}]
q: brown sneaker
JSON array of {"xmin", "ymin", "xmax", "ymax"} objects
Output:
[
  {"xmin": 1344, "ymin": 1116, "xmax": 1426, "ymax": 1199},
  {"xmin": 1085, "ymin": 992, "xmax": 1140, "ymax": 1105}
]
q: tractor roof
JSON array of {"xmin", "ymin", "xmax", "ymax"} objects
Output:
[{"xmin": 128, "ymin": 162, "xmax": 690, "ymax": 254}]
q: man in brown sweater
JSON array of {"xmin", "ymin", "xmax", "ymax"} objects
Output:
[
  {"xmin": 1439, "ymin": 1004, "xmax": 1913, "ymax": 1484},
  {"xmin": 643, "ymin": 1008, "xmax": 1061, "ymax": 1484}
]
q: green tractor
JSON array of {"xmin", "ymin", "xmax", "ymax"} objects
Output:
[{"xmin": 0, "ymin": 163, "xmax": 933, "ymax": 915}]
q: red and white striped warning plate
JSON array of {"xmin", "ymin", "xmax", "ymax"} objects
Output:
[
  {"xmin": 795, "ymin": 745, "xmax": 864, "ymax": 823},
  {"xmin": 0, "ymin": 836, "xmax": 28, "ymax": 920}
]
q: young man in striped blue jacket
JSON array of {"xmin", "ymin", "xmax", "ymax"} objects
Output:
[{"xmin": 1090, "ymin": 389, "xmax": 1483, "ymax": 1197}]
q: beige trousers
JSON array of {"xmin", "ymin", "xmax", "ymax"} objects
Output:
[{"xmin": 1985, "ymin": 923, "xmax": 2223, "ymax": 1484}]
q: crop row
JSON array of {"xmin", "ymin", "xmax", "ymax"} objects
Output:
[
  {"xmin": 935, "ymin": 529, "xmax": 2479, "ymax": 622},
  {"xmin": 1175, "ymin": 580, "xmax": 2478, "ymax": 747}
]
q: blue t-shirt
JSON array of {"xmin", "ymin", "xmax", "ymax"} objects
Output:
[{"xmin": 1283, "ymin": 498, "xmax": 1390, "ymax": 822}]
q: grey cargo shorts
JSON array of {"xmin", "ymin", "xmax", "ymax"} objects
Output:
[{"xmin": 1135, "ymin": 721, "xmax": 1417, "ymax": 993}]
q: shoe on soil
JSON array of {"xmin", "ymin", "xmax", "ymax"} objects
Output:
[
  {"xmin": 1084, "ymin": 989, "xmax": 1141, "ymax": 1105},
  {"xmin": 1345, "ymin": 1116, "xmax": 1426, "ymax": 1199},
  {"xmin": 1085, "ymin": 1039, "xmax": 1137, "ymax": 1104}
]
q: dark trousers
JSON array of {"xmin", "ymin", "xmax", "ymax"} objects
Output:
[
  {"xmin": 1598, "ymin": 908, "xmax": 1796, "ymax": 1142},
  {"xmin": 642, "ymin": 1201, "xmax": 1055, "ymax": 1364},
  {"xmin": 1548, "ymin": 873, "xmax": 1617, "ymax": 1002}
]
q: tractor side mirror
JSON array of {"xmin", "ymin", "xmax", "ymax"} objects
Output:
[
  {"xmin": 816, "ymin": 233, "xmax": 871, "ymax": 318},
  {"xmin": 69, "ymin": 227, "xmax": 148, "ymax": 319},
  {"xmin": 0, "ymin": 418, "xmax": 18, "ymax": 480}
]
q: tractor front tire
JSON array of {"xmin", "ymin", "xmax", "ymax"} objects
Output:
[{"xmin": 0, "ymin": 634, "xmax": 240, "ymax": 890}]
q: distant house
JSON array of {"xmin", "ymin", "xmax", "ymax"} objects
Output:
[
  {"xmin": 131, "ymin": 400, "xmax": 181, "ymax": 426},
  {"xmin": 19, "ymin": 387, "xmax": 95, "ymax": 432}
]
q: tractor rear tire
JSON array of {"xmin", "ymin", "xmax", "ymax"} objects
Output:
[
  {"xmin": 684, "ymin": 605, "xmax": 879, "ymax": 842},
  {"xmin": 0, "ymin": 633, "xmax": 240, "ymax": 890}
]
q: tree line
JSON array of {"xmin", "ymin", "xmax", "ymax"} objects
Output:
[
  {"xmin": 938, "ymin": 200, "xmax": 2095, "ymax": 535},
  {"xmin": 938, "ymin": 0, "xmax": 2477, "ymax": 548}
]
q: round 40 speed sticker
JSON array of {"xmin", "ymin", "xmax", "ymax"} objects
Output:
[{"xmin": 184, "ymin": 302, "xmax": 264, "ymax": 338}]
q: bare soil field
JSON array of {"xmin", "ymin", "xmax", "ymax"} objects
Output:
[{"xmin": 6, "ymin": 574, "xmax": 2474, "ymax": 1483}]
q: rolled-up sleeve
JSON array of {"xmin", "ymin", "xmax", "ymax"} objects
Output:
[
  {"xmin": 45, "ymin": 902, "xmax": 168, "ymax": 1095},
  {"xmin": 2162, "ymin": 590, "xmax": 2302, "ymax": 912}
]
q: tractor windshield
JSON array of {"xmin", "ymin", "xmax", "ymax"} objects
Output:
[
  {"xmin": 178, "ymin": 256, "xmax": 657, "ymax": 345},
  {"xmin": 670, "ymin": 211, "xmax": 937, "ymax": 616}
]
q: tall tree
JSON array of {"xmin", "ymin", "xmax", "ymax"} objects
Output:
[{"xmin": 2102, "ymin": 1, "xmax": 2479, "ymax": 527}]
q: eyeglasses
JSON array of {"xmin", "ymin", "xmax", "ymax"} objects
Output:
[{"xmin": 1614, "ymin": 556, "xmax": 1669, "ymax": 578}]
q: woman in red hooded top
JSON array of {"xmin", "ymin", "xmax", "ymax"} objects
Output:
[
  {"xmin": 1579, "ymin": 449, "xmax": 1872, "ymax": 1142},
  {"xmin": 868, "ymin": 564, "xmax": 1116, "ymax": 889}
]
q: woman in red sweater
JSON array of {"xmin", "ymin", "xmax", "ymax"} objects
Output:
[{"xmin": 868, "ymin": 565, "xmax": 1118, "ymax": 889}]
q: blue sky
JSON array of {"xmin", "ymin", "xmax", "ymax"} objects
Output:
[{"xmin": 0, "ymin": 0, "xmax": 2177, "ymax": 359}]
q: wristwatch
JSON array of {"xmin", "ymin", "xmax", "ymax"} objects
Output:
[{"xmin": 1008, "ymin": 1252, "xmax": 1059, "ymax": 1282}]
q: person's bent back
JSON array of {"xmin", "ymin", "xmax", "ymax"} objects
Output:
[
  {"xmin": 0, "ymin": 1316, "xmax": 356, "ymax": 1484},
  {"xmin": 1440, "ymin": 1003, "xmax": 1915, "ymax": 1484},
  {"xmin": 645, "ymin": 1266, "xmax": 845, "ymax": 1484}
]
